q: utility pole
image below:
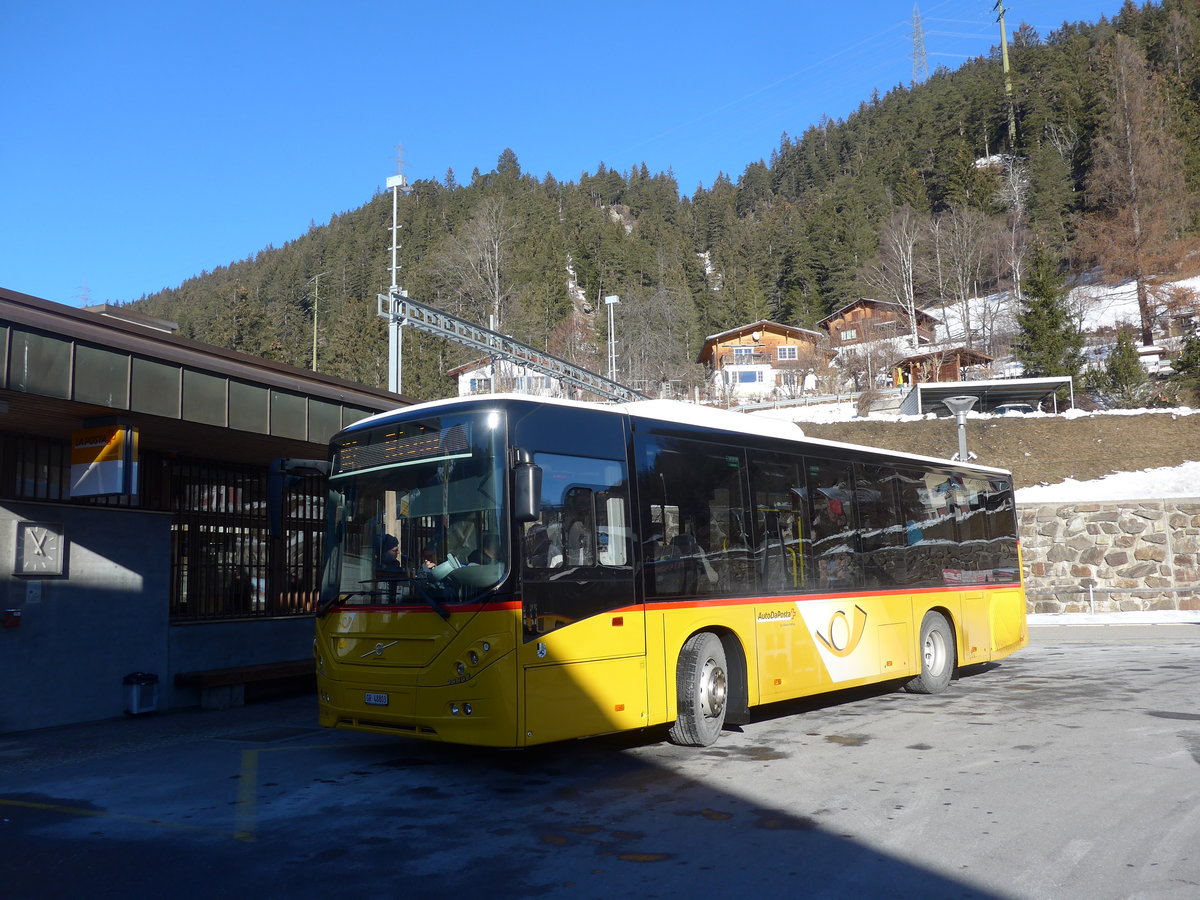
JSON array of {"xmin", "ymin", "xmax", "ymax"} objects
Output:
[
  {"xmin": 994, "ymin": 0, "xmax": 1017, "ymax": 149},
  {"xmin": 387, "ymin": 145, "xmax": 414, "ymax": 393},
  {"xmin": 307, "ymin": 271, "xmax": 328, "ymax": 371},
  {"xmin": 912, "ymin": 4, "xmax": 929, "ymax": 85},
  {"xmin": 605, "ymin": 295, "xmax": 620, "ymax": 382}
]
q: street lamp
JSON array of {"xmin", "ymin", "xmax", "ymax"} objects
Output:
[
  {"xmin": 604, "ymin": 295, "xmax": 620, "ymax": 382},
  {"xmin": 387, "ymin": 172, "xmax": 413, "ymax": 393},
  {"xmin": 943, "ymin": 395, "xmax": 978, "ymax": 461}
]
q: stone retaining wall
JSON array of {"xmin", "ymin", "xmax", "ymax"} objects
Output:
[{"xmin": 1018, "ymin": 500, "xmax": 1200, "ymax": 613}]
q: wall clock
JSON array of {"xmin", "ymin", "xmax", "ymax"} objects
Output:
[{"xmin": 15, "ymin": 522, "xmax": 64, "ymax": 576}]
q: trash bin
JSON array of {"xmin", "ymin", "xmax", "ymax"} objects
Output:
[{"xmin": 123, "ymin": 672, "xmax": 158, "ymax": 715}]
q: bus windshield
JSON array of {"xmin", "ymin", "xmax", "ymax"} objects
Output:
[{"xmin": 318, "ymin": 409, "xmax": 509, "ymax": 613}]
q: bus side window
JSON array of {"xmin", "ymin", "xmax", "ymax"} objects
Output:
[
  {"xmin": 805, "ymin": 458, "xmax": 860, "ymax": 589},
  {"xmin": 640, "ymin": 437, "xmax": 753, "ymax": 599},
  {"xmin": 747, "ymin": 451, "xmax": 808, "ymax": 593},
  {"xmin": 520, "ymin": 453, "xmax": 633, "ymax": 636},
  {"xmin": 853, "ymin": 463, "xmax": 904, "ymax": 589}
]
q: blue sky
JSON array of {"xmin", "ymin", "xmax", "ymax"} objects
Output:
[{"xmin": 2, "ymin": 1, "xmax": 1119, "ymax": 307}]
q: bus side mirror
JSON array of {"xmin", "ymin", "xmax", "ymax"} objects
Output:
[
  {"xmin": 512, "ymin": 450, "xmax": 542, "ymax": 524},
  {"xmin": 268, "ymin": 458, "xmax": 331, "ymax": 538}
]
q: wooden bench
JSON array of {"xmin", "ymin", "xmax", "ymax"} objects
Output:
[{"xmin": 175, "ymin": 659, "xmax": 314, "ymax": 710}]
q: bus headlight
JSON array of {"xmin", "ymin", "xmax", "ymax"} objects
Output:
[
  {"xmin": 455, "ymin": 661, "xmax": 466, "ymax": 676},
  {"xmin": 468, "ymin": 650, "xmax": 479, "ymax": 666},
  {"xmin": 450, "ymin": 703, "xmax": 460, "ymax": 715}
]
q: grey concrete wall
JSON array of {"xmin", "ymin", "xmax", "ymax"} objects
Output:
[
  {"xmin": 0, "ymin": 502, "xmax": 172, "ymax": 732},
  {"xmin": 167, "ymin": 617, "xmax": 314, "ymax": 708},
  {"xmin": 1019, "ymin": 500, "xmax": 1200, "ymax": 613},
  {"xmin": 0, "ymin": 502, "xmax": 319, "ymax": 734}
]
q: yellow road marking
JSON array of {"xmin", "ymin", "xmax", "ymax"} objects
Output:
[{"xmin": 2, "ymin": 741, "xmax": 353, "ymax": 844}]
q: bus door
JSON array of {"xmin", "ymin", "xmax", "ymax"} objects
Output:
[{"xmin": 517, "ymin": 452, "xmax": 642, "ymax": 744}]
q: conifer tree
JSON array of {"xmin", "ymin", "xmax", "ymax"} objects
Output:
[
  {"xmin": 1104, "ymin": 329, "xmax": 1149, "ymax": 407},
  {"xmin": 1171, "ymin": 326, "xmax": 1200, "ymax": 400},
  {"xmin": 1013, "ymin": 245, "xmax": 1084, "ymax": 377}
]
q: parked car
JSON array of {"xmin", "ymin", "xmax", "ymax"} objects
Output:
[{"xmin": 993, "ymin": 402, "xmax": 1037, "ymax": 416}]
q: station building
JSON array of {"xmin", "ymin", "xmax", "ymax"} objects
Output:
[{"xmin": 0, "ymin": 287, "xmax": 408, "ymax": 733}]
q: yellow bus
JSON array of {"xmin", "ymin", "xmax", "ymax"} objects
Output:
[{"xmin": 312, "ymin": 395, "xmax": 1026, "ymax": 747}]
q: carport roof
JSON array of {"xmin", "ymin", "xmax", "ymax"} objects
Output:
[{"xmin": 900, "ymin": 377, "xmax": 1074, "ymax": 416}]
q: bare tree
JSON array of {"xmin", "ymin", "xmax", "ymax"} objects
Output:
[
  {"xmin": 864, "ymin": 206, "xmax": 924, "ymax": 350},
  {"xmin": 932, "ymin": 205, "xmax": 991, "ymax": 349},
  {"xmin": 995, "ymin": 156, "xmax": 1031, "ymax": 302},
  {"xmin": 835, "ymin": 334, "xmax": 906, "ymax": 392},
  {"xmin": 1084, "ymin": 34, "xmax": 1188, "ymax": 346},
  {"xmin": 1166, "ymin": 8, "xmax": 1194, "ymax": 82},
  {"xmin": 621, "ymin": 285, "xmax": 701, "ymax": 392},
  {"xmin": 773, "ymin": 347, "xmax": 831, "ymax": 399},
  {"xmin": 435, "ymin": 197, "xmax": 521, "ymax": 331}
]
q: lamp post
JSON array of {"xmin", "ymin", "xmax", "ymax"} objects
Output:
[
  {"xmin": 604, "ymin": 294, "xmax": 620, "ymax": 383},
  {"xmin": 943, "ymin": 395, "xmax": 978, "ymax": 462},
  {"xmin": 387, "ymin": 171, "xmax": 413, "ymax": 393}
]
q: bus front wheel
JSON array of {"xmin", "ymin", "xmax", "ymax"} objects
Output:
[
  {"xmin": 669, "ymin": 632, "xmax": 728, "ymax": 747},
  {"xmin": 905, "ymin": 611, "xmax": 955, "ymax": 694}
]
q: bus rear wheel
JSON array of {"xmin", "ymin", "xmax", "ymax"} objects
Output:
[
  {"xmin": 905, "ymin": 610, "xmax": 955, "ymax": 694},
  {"xmin": 669, "ymin": 632, "xmax": 728, "ymax": 747}
]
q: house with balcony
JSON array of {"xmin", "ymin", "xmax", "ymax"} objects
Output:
[
  {"xmin": 816, "ymin": 298, "xmax": 939, "ymax": 350},
  {"xmin": 697, "ymin": 320, "xmax": 834, "ymax": 401}
]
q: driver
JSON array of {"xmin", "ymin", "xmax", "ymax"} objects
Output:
[{"xmin": 379, "ymin": 534, "xmax": 401, "ymax": 573}]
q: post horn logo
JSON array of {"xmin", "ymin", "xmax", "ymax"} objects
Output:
[{"xmin": 815, "ymin": 605, "xmax": 868, "ymax": 658}]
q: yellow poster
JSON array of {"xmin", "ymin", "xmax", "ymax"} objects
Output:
[{"xmin": 70, "ymin": 425, "xmax": 139, "ymax": 497}]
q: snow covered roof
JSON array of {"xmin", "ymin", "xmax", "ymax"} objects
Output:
[
  {"xmin": 347, "ymin": 394, "xmax": 1010, "ymax": 476},
  {"xmin": 815, "ymin": 297, "xmax": 939, "ymax": 328},
  {"xmin": 701, "ymin": 320, "xmax": 825, "ymax": 345}
]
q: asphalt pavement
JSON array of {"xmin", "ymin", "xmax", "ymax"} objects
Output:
[{"xmin": 2, "ymin": 612, "xmax": 1198, "ymax": 900}]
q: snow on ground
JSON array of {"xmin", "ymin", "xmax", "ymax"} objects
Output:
[
  {"xmin": 1015, "ymin": 460, "xmax": 1200, "ymax": 502},
  {"xmin": 754, "ymin": 401, "xmax": 1197, "ymax": 427},
  {"xmin": 932, "ymin": 272, "xmax": 1200, "ymax": 342}
]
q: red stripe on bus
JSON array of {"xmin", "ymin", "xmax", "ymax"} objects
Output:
[
  {"xmin": 647, "ymin": 581, "xmax": 1023, "ymax": 611},
  {"xmin": 328, "ymin": 600, "xmax": 523, "ymax": 615},
  {"xmin": 331, "ymin": 581, "xmax": 1021, "ymax": 617}
]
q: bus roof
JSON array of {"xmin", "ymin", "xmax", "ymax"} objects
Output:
[{"xmin": 344, "ymin": 394, "xmax": 1012, "ymax": 478}]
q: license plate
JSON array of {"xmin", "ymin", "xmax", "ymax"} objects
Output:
[{"xmin": 364, "ymin": 692, "xmax": 389, "ymax": 706}]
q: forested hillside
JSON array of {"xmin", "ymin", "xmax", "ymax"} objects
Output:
[{"xmin": 133, "ymin": 1, "xmax": 1200, "ymax": 402}]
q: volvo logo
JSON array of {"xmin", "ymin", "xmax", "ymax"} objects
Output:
[{"xmin": 361, "ymin": 639, "xmax": 400, "ymax": 659}]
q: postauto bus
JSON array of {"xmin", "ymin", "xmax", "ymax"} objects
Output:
[{"xmin": 311, "ymin": 395, "xmax": 1027, "ymax": 747}]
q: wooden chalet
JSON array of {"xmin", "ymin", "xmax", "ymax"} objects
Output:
[
  {"xmin": 817, "ymin": 298, "xmax": 938, "ymax": 349},
  {"xmin": 892, "ymin": 346, "xmax": 994, "ymax": 385},
  {"xmin": 698, "ymin": 320, "xmax": 834, "ymax": 397}
]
